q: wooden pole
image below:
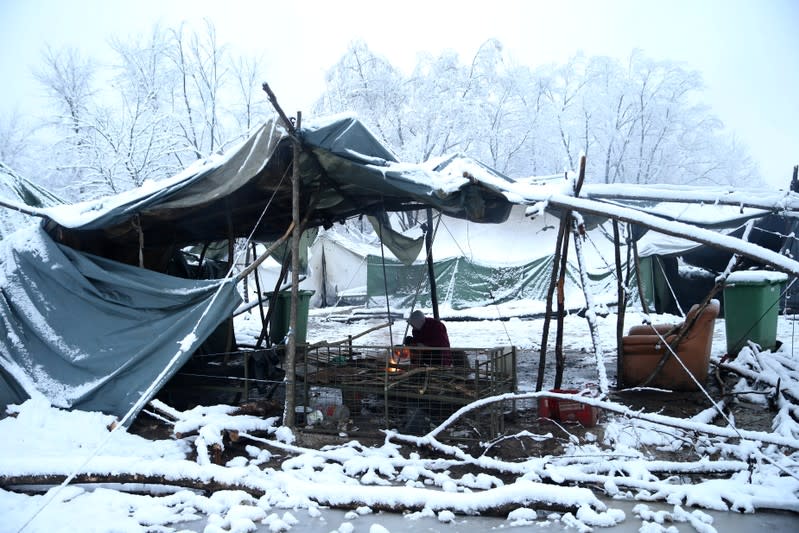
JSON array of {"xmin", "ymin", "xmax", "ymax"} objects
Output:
[
  {"xmin": 0, "ymin": 197, "xmax": 44, "ymax": 217},
  {"xmin": 536, "ymin": 228, "xmax": 564, "ymax": 391},
  {"xmin": 254, "ymin": 253, "xmax": 290, "ymax": 349},
  {"xmin": 553, "ymin": 156, "xmax": 587, "ymax": 389},
  {"xmin": 613, "ymin": 220, "xmax": 626, "ymax": 389},
  {"xmin": 553, "ymin": 214, "xmax": 571, "ymax": 390},
  {"xmin": 224, "ymin": 200, "xmax": 235, "ymax": 354},
  {"xmin": 536, "ymin": 217, "xmax": 567, "ymax": 391},
  {"xmin": 262, "ymin": 82, "xmax": 303, "ymax": 428},
  {"xmin": 284, "ymin": 111, "xmax": 302, "ymax": 428},
  {"xmin": 243, "ymin": 244, "xmax": 251, "ymax": 304},
  {"xmin": 425, "ymin": 207, "xmax": 440, "ymax": 320},
  {"xmin": 570, "ymin": 158, "xmax": 608, "ymax": 392}
]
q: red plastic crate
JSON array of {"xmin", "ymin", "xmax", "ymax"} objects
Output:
[{"xmin": 537, "ymin": 389, "xmax": 599, "ymax": 427}]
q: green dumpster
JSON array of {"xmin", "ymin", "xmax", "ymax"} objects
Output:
[
  {"xmin": 723, "ymin": 271, "xmax": 787, "ymax": 355},
  {"xmin": 268, "ymin": 290, "xmax": 314, "ymax": 345}
]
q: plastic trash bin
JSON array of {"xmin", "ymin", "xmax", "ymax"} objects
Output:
[
  {"xmin": 723, "ymin": 270, "xmax": 787, "ymax": 355},
  {"xmin": 268, "ymin": 290, "xmax": 314, "ymax": 345}
]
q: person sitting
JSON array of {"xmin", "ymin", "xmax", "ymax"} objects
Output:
[{"xmin": 404, "ymin": 310, "xmax": 452, "ymax": 366}]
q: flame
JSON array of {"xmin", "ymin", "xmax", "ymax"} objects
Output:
[{"xmin": 387, "ymin": 347, "xmax": 411, "ymax": 373}]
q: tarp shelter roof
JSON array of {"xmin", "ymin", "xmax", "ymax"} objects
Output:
[{"xmin": 38, "ymin": 114, "xmax": 516, "ymax": 254}]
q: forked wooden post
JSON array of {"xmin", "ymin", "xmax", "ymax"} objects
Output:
[
  {"xmin": 537, "ymin": 208, "xmax": 567, "ymax": 391},
  {"xmin": 285, "ymin": 111, "xmax": 302, "ymax": 428},
  {"xmin": 262, "ymin": 81, "xmax": 301, "ymax": 427}
]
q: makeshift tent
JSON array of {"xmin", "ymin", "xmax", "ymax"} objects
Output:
[
  {"xmin": 0, "ymin": 114, "xmax": 521, "ymax": 421},
  {"xmin": 309, "ymin": 206, "xmax": 620, "ymax": 312},
  {"xmin": 633, "ymin": 205, "xmax": 796, "ymax": 315},
  {"xmin": 35, "ymin": 115, "xmax": 514, "ymax": 259},
  {"xmin": 306, "ymin": 230, "xmax": 373, "ymax": 306},
  {"xmin": 3, "ymin": 110, "xmax": 798, "ymax": 422}
]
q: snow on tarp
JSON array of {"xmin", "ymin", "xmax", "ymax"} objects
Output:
[
  {"xmin": 30, "ymin": 114, "xmax": 513, "ymax": 262},
  {"xmin": 0, "ymin": 224, "xmax": 241, "ymax": 423}
]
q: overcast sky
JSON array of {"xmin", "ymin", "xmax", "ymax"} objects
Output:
[{"xmin": 1, "ymin": 0, "xmax": 797, "ymax": 187}]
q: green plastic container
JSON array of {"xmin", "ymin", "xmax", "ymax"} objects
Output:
[
  {"xmin": 723, "ymin": 271, "xmax": 787, "ymax": 355},
  {"xmin": 268, "ymin": 290, "xmax": 314, "ymax": 345}
]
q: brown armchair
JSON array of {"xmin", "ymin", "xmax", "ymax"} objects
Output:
[{"xmin": 621, "ymin": 299, "xmax": 720, "ymax": 391}]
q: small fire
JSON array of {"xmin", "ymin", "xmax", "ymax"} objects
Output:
[{"xmin": 387, "ymin": 347, "xmax": 411, "ymax": 373}]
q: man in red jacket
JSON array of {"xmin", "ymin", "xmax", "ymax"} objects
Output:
[{"xmin": 406, "ymin": 310, "xmax": 452, "ymax": 366}]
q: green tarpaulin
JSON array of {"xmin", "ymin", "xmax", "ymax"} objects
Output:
[
  {"xmin": 366, "ymin": 254, "xmax": 609, "ymax": 310},
  {"xmin": 0, "ymin": 225, "xmax": 241, "ymax": 423}
]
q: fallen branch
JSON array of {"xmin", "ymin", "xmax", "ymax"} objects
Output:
[
  {"xmin": 0, "ymin": 472, "xmax": 598, "ymax": 516},
  {"xmin": 0, "ymin": 472, "xmax": 261, "ymax": 497},
  {"xmin": 410, "ymin": 390, "xmax": 799, "ymax": 450},
  {"xmin": 719, "ymin": 360, "xmax": 799, "ymax": 404}
]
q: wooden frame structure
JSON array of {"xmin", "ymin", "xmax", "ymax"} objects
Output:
[{"xmin": 294, "ymin": 344, "xmax": 517, "ymax": 436}]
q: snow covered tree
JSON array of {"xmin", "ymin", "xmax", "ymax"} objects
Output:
[
  {"xmin": 33, "ymin": 46, "xmax": 99, "ymax": 197},
  {"xmin": 27, "ymin": 20, "xmax": 274, "ymax": 200},
  {"xmin": 314, "ymin": 40, "xmax": 406, "ymax": 158},
  {"xmin": 315, "ymin": 43, "xmax": 759, "ymax": 188}
]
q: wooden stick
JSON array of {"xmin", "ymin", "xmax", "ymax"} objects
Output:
[
  {"xmin": 252, "ymin": 242, "xmax": 266, "ymax": 326},
  {"xmin": 255, "ymin": 253, "xmax": 290, "ymax": 348},
  {"xmin": 0, "ymin": 472, "xmax": 256, "ymax": 493},
  {"xmin": 306, "ymin": 321, "xmax": 394, "ymax": 349},
  {"xmin": 0, "ymin": 472, "xmax": 589, "ymax": 516},
  {"xmin": 284, "ymin": 109, "xmax": 302, "ymax": 428},
  {"xmin": 553, "ymin": 157, "xmax": 588, "ymax": 390},
  {"xmin": 235, "ymin": 222, "xmax": 294, "ymax": 281},
  {"xmin": 262, "ymin": 82, "xmax": 297, "ymax": 136},
  {"xmin": 552, "ymin": 214, "xmax": 572, "ymax": 391},
  {"xmin": 536, "ymin": 209, "xmax": 567, "ymax": 391},
  {"xmin": 613, "ymin": 220, "xmax": 626, "ymax": 388},
  {"xmin": 0, "ymin": 197, "xmax": 45, "ymax": 217}
]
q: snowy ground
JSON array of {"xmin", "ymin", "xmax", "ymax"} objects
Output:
[{"xmin": 2, "ymin": 305, "xmax": 799, "ymax": 532}]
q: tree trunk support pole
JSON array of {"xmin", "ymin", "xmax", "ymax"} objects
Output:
[
  {"xmin": 537, "ymin": 209, "xmax": 567, "ymax": 391},
  {"xmin": 553, "ymin": 157, "xmax": 587, "ymax": 389},
  {"xmin": 553, "ymin": 214, "xmax": 571, "ymax": 390},
  {"xmin": 285, "ymin": 111, "xmax": 302, "ymax": 428},
  {"xmin": 262, "ymin": 82, "xmax": 301, "ymax": 428},
  {"xmin": 570, "ymin": 158, "xmax": 609, "ymax": 393}
]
